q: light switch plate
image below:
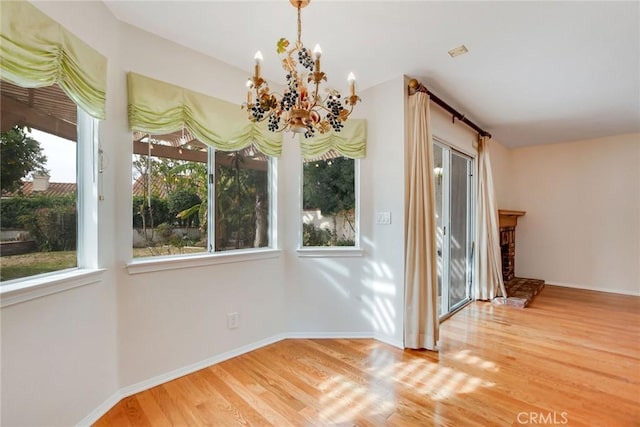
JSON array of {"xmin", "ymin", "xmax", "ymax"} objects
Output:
[
  {"xmin": 227, "ymin": 312, "xmax": 239, "ymax": 329},
  {"xmin": 376, "ymin": 212, "xmax": 391, "ymax": 225}
]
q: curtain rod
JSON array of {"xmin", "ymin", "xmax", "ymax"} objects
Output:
[{"xmin": 408, "ymin": 79, "xmax": 491, "ymax": 138}]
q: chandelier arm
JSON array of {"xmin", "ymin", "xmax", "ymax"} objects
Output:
[
  {"xmin": 344, "ymin": 104, "xmax": 355, "ymax": 118},
  {"xmin": 271, "ymin": 90, "xmax": 285, "ymax": 99},
  {"xmin": 251, "ymin": 88, "xmax": 286, "ymax": 106},
  {"xmin": 316, "ymin": 93, "xmax": 328, "ymax": 105},
  {"xmin": 308, "ymin": 101, "xmax": 319, "ymax": 112},
  {"xmin": 285, "ymin": 46, "xmax": 299, "ymax": 58},
  {"xmin": 313, "ymin": 81, "xmax": 321, "ymax": 108},
  {"xmin": 251, "ymin": 116, "xmax": 269, "ymax": 124},
  {"xmin": 272, "ymin": 124, "xmax": 288, "ymax": 133},
  {"xmin": 304, "ymin": 83, "xmax": 320, "ymax": 112},
  {"xmin": 314, "ymin": 104, "xmax": 333, "ymax": 114}
]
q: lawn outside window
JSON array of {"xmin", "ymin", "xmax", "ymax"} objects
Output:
[{"xmin": 0, "ymin": 81, "xmax": 99, "ymax": 286}]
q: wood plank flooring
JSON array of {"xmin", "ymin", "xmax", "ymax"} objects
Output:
[{"xmin": 95, "ymin": 286, "xmax": 640, "ymax": 426}]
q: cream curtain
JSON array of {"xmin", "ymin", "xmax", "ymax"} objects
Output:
[
  {"xmin": 404, "ymin": 92, "xmax": 439, "ymax": 351},
  {"xmin": 474, "ymin": 136, "xmax": 507, "ymax": 300},
  {"xmin": 300, "ymin": 119, "xmax": 366, "ymax": 159},
  {"xmin": 0, "ymin": 1, "xmax": 107, "ymax": 119},
  {"xmin": 127, "ymin": 73, "xmax": 282, "ymax": 157}
]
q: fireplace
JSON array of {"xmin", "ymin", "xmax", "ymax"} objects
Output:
[
  {"xmin": 499, "ymin": 210, "xmax": 522, "ymax": 282},
  {"xmin": 496, "ymin": 210, "xmax": 545, "ymax": 308}
]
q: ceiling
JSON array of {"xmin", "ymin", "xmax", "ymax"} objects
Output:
[{"xmin": 104, "ymin": 1, "xmax": 640, "ymax": 148}]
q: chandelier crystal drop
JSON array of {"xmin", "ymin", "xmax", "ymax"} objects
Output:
[{"xmin": 244, "ymin": 0, "xmax": 360, "ymax": 138}]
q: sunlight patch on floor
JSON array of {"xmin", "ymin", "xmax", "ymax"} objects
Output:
[
  {"xmin": 318, "ymin": 374, "xmax": 395, "ymax": 423},
  {"xmin": 452, "ymin": 349, "xmax": 499, "ymax": 372},
  {"xmin": 317, "ymin": 348, "xmax": 497, "ymax": 422}
]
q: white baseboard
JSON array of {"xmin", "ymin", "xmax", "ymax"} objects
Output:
[
  {"xmin": 545, "ymin": 281, "xmax": 640, "ymax": 296},
  {"xmin": 76, "ymin": 331, "xmax": 403, "ymax": 426},
  {"xmin": 286, "ymin": 331, "xmax": 374, "ymax": 340},
  {"xmin": 76, "ymin": 391, "xmax": 122, "ymax": 427}
]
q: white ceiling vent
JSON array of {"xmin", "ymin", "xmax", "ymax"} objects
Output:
[{"xmin": 448, "ymin": 45, "xmax": 469, "ymax": 58}]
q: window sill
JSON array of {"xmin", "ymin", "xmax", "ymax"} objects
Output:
[
  {"xmin": 296, "ymin": 247, "xmax": 364, "ymax": 257},
  {"xmin": 0, "ymin": 268, "xmax": 106, "ymax": 308},
  {"xmin": 126, "ymin": 248, "xmax": 282, "ymax": 275}
]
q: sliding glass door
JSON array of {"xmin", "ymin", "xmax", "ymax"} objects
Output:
[{"xmin": 434, "ymin": 141, "xmax": 474, "ymax": 317}]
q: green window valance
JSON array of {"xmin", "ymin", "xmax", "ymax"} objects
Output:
[
  {"xmin": 301, "ymin": 119, "xmax": 367, "ymax": 160},
  {"xmin": 0, "ymin": 1, "xmax": 107, "ymax": 120},
  {"xmin": 127, "ymin": 72, "xmax": 283, "ymax": 157}
]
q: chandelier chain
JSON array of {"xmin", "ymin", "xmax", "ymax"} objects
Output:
[{"xmin": 297, "ymin": 3, "xmax": 302, "ymax": 45}]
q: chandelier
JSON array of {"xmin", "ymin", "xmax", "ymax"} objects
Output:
[{"xmin": 244, "ymin": 0, "xmax": 360, "ymax": 138}]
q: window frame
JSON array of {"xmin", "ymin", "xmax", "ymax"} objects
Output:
[
  {"xmin": 0, "ymin": 107, "xmax": 102, "ymax": 305},
  {"xmin": 127, "ymin": 140, "xmax": 280, "ymax": 272},
  {"xmin": 297, "ymin": 154, "xmax": 362, "ymax": 257}
]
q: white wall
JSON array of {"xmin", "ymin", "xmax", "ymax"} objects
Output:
[
  {"xmin": 1, "ymin": 2, "xmax": 120, "ymax": 426},
  {"xmin": 1, "ymin": 282, "xmax": 118, "ymax": 427},
  {"xmin": 487, "ymin": 138, "xmax": 512, "ymax": 209},
  {"xmin": 509, "ymin": 133, "xmax": 640, "ymax": 295},
  {"xmin": 430, "ymin": 102, "xmax": 478, "ymax": 157},
  {"xmin": 360, "ymin": 76, "xmax": 407, "ymax": 345}
]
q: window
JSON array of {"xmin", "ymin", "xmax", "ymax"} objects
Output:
[
  {"xmin": 301, "ymin": 151, "xmax": 357, "ymax": 247},
  {"xmin": 132, "ymin": 133, "xmax": 208, "ymax": 258},
  {"xmin": 132, "ymin": 132, "xmax": 273, "ymax": 259},
  {"xmin": 0, "ymin": 81, "xmax": 97, "ymax": 282},
  {"xmin": 214, "ymin": 148, "xmax": 270, "ymax": 251}
]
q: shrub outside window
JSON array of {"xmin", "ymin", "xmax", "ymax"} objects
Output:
[
  {"xmin": 132, "ymin": 133, "xmax": 208, "ymax": 258},
  {"xmin": 132, "ymin": 132, "xmax": 272, "ymax": 259},
  {"xmin": 214, "ymin": 148, "xmax": 270, "ymax": 251},
  {"xmin": 302, "ymin": 151, "xmax": 357, "ymax": 247}
]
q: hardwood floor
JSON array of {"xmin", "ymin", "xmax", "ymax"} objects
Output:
[{"xmin": 95, "ymin": 286, "xmax": 640, "ymax": 426}]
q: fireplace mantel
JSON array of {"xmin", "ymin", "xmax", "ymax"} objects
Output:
[{"xmin": 498, "ymin": 209, "xmax": 526, "ymax": 228}]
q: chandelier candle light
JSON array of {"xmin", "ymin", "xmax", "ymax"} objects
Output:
[{"xmin": 244, "ymin": 0, "xmax": 360, "ymax": 138}]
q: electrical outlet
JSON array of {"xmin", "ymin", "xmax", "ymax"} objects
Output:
[{"xmin": 227, "ymin": 312, "xmax": 239, "ymax": 329}]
